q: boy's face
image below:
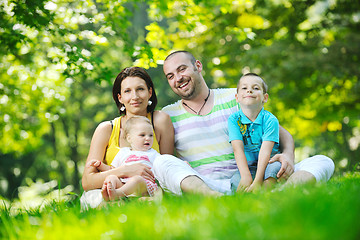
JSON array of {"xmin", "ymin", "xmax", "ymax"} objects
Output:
[
  {"xmin": 236, "ymin": 76, "xmax": 268, "ymax": 107},
  {"xmin": 127, "ymin": 122, "xmax": 154, "ymax": 151}
]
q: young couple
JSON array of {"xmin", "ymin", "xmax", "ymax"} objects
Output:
[{"xmin": 81, "ymin": 51, "xmax": 335, "ymax": 208}]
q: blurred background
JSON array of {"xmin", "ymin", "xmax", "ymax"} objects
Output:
[{"xmin": 0, "ymin": 0, "xmax": 359, "ymax": 201}]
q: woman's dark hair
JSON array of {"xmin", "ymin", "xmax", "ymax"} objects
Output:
[{"xmin": 112, "ymin": 67, "xmax": 158, "ymax": 115}]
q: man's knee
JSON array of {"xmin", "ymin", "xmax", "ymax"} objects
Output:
[
  {"xmin": 287, "ymin": 170, "xmax": 316, "ymax": 185},
  {"xmin": 295, "ymin": 155, "xmax": 335, "ymax": 182},
  {"xmin": 180, "ymin": 175, "xmax": 202, "ymax": 191}
]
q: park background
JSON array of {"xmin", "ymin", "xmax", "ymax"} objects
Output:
[{"xmin": 0, "ymin": 0, "xmax": 359, "ymax": 205}]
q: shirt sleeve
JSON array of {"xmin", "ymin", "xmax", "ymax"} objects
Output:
[
  {"xmin": 262, "ymin": 114, "xmax": 279, "ymax": 143},
  {"xmin": 111, "ymin": 148, "xmax": 128, "ymax": 168},
  {"xmin": 228, "ymin": 112, "xmax": 243, "ymax": 143}
]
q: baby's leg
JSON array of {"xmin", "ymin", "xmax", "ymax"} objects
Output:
[
  {"xmin": 105, "ymin": 175, "xmax": 123, "ymax": 189},
  {"xmin": 108, "ymin": 176, "xmax": 148, "ymax": 200},
  {"xmin": 101, "ymin": 175, "xmax": 124, "ymax": 201}
]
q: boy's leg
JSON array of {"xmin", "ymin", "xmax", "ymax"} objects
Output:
[
  {"xmin": 230, "ymin": 172, "xmax": 241, "ymax": 193},
  {"xmin": 263, "ymin": 161, "xmax": 282, "ymax": 188}
]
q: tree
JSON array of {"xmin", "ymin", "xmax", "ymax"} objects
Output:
[{"xmin": 1, "ymin": 0, "xmax": 359, "ymax": 199}]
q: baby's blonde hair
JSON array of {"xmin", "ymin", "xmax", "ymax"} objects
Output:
[{"xmin": 124, "ymin": 116, "xmax": 152, "ymax": 137}]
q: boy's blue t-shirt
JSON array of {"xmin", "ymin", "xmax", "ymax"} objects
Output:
[{"xmin": 228, "ymin": 108, "xmax": 280, "ymax": 162}]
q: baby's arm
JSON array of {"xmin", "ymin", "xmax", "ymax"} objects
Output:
[
  {"xmin": 231, "ymin": 140, "xmax": 253, "ymax": 191},
  {"xmin": 88, "ymin": 160, "xmax": 113, "ymax": 172},
  {"xmin": 246, "ymin": 141, "xmax": 275, "ymax": 192}
]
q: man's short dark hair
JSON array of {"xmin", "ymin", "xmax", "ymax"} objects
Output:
[{"xmin": 164, "ymin": 50, "xmax": 196, "ymax": 66}]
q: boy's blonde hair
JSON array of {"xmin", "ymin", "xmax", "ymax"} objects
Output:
[
  {"xmin": 238, "ymin": 73, "xmax": 268, "ymax": 94},
  {"xmin": 124, "ymin": 116, "xmax": 152, "ymax": 137}
]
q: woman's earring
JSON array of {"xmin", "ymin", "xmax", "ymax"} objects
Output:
[
  {"xmin": 148, "ymin": 100, "xmax": 152, "ymax": 106},
  {"xmin": 120, "ymin": 105, "xmax": 125, "ymax": 111}
]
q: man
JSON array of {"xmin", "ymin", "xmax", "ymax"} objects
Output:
[{"xmin": 153, "ymin": 50, "xmax": 334, "ymax": 195}]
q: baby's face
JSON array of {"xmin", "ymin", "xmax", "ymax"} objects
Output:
[{"xmin": 127, "ymin": 122, "xmax": 154, "ymax": 151}]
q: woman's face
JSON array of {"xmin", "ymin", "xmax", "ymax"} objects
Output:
[{"xmin": 118, "ymin": 76, "xmax": 152, "ymax": 116}]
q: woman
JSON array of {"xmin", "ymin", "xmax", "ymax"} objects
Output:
[{"xmin": 81, "ymin": 67, "xmax": 174, "ymax": 207}]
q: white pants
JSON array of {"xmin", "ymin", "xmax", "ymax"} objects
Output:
[
  {"xmin": 80, "ymin": 154, "xmax": 335, "ymax": 208},
  {"xmin": 294, "ymin": 155, "xmax": 335, "ymax": 182},
  {"xmin": 153, "ymin": 154, "xmax": 335, "ymax": 195}
]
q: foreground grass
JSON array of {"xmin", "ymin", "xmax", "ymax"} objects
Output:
[{"xmin": 1, "ymin": 173, "xmax": 360, "ymax": 240}]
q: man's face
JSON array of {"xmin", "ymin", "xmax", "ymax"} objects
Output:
[{"xmin": 163, "ymin": 53, "xmax": 202, "ymax": 100}]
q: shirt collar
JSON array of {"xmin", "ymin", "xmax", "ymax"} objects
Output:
[{"xmin": 239, "ymin": 108, "xmax": 265, "ymax": 125}]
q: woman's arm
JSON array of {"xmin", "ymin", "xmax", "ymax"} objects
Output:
[
  {"xmin": 82, "ymin": 121, "xmax": 112, "ymax": 190},
  {"xmin": 82, "ymin": 121, "xmax": 155, "ymax": 191},
  {"xmin": 153, "ymin": 111, "xmax": 175, "ymax": 155}
]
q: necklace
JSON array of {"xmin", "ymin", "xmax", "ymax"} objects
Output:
[{"xmin": 182, "ymin": 89, "xmax": 211, "ymax": 115}]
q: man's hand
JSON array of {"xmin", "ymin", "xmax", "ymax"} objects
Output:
[
  {"xmin": 269, "ymin": 153, "xmax": 295, "ymax": 181},
  {"xmin": 237, "ymin": 177, "xmax": 253, "ymax": 192}
]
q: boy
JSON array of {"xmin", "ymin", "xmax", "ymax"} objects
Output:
[{"xmin": 228, "ymin": 73, "xmax": 281, "ymax": 192}]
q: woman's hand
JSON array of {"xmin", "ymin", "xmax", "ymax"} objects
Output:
[{"xmin": 119, "ymin": 163, "xmax": 155, "ymax": 182}]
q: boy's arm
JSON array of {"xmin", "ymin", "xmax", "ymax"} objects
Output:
[
  {"xmin": 247, "ymin": 141, "xmax": 275, "ymax": 192},
  {"xmin": 231, "ymin": 140, "xmax": 253, "ymax": 191},
  {"xmin": 269, "ymin": 126, "xmax": 295, "ymax": 180}
]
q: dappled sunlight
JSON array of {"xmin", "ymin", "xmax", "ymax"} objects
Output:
[
  {"xmin": 1, "ymin": 179, "xmax": 74, "ymax": 216},
  {"xmin": 1, "ymin": 0, "xmax": 359, "ymax": 213}
]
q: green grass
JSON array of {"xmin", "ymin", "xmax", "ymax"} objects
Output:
[{"xmin": 1, "ymin": 173, "xmax": 360, "ymax": 240}]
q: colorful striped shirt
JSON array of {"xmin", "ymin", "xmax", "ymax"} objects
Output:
[{"xmin": 162, "ymin": 88, "xmax": 239, "ymax": 181}]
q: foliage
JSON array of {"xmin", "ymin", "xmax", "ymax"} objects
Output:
[
  {"xmin": 1, "ymin": 173, "xmax": 360, "ymax": 239},
  {"xmin": 145, "ymin": 0, "xmax": 360, "ymax": 171},
  {"xmin": 0, "ymin": 0, "xmax": 359, "ymax": 198}
]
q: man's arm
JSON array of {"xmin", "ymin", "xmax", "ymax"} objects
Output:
[{"xmin": 269, "ymin": 125, "xmax": 295, "ymax": 180}]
